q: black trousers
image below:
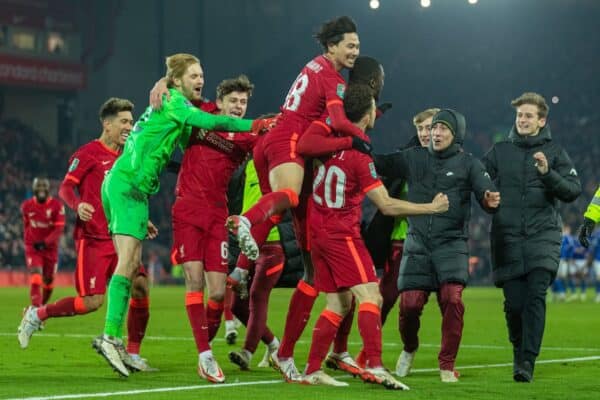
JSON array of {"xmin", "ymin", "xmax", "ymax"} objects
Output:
[{"xmin": 502, "ymin": 268, "xmax": 553, "ymax": 369}]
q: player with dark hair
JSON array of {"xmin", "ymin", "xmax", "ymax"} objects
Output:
[
  {"xmin": 300, "ymin": 84, "xmax": 447, "ymax": 388},
  {"xmin": 18, "ymin": 98, "xmax": 156, "ymax": 370},
  {"xmin": 19, "ymin": 178, "xmax": 65, "ymax": 309}
]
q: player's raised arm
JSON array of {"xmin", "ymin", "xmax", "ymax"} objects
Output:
[{"xmin": 367, "ymin": 184, "xmax": 449, "ymax": 217}]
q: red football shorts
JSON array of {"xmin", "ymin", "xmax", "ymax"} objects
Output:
[
  {"xmin": 25, "ymin": 245, "xmax": 58, "ymax": 279},
  {"xmin": 172, "ymin": 199, "xmax": 228, "ymax": 273},
  {"xmin": 74, "ymin": 238, "xmax": 117, "ymax": 296},
  {"xmin": 262, "ymin": 122, "xmax": 305, "ymax": 170},
  {"xmin": 310, "ymin": 235, "xmax": 378, "ymax": 293}
]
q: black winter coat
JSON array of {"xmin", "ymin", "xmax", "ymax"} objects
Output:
[
  {"xmin": 375, "ymin": 144, "xmax": 496, "ymax": 291},
  {"xmin": 482, "ymin": 125, "xmax": 581, "ymax": 286}
]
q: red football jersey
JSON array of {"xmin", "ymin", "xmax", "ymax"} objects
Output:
[
  {"xmin": 175, "ymin": 101, "xmax": 257, "ymax": 212},
  {"xmin": 21, "ymin": 196, "xmax": 65, "ymax": 247},
  {"xmin": 309, "ymin": 149, "xmax": 382, "ymax": 239},
  {"xmin": 64, "ymin": 140, "xmax": 119, "ymax": 240},
  {"xmin": 276, "ymin": 55, "xmax": 346, "ymax": 134}
]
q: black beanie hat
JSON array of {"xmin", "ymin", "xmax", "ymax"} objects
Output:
[{"xmin": 431, "ymin": 109, "xmax": 466, "ymax": 144}]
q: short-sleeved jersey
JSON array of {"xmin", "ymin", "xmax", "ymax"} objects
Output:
[
  {"xmin": 113, "ymin": 89, "xmax": 252, "ymax": 195},
  {"xmin": 175, "ymin": 101, "xmax": 257, "ymax": 212},
  {"xmin": 275, "ymin": 55, "xmax": 346, "ymax": 136},
  {"xmin": 21, "ymin": 196, "xmax": 65, "ymax": 247},
  {"xmin": 559, "ymin": 233, "xmax": 576, "ymax": 260},
  {"xmin": 242, "ymin": 160, "xmax": 279, "ymax": 241},
  {"xmin": 64, "ymin": 140, "xmax": 119, "ymax": 240},
  {"xmin": 309, "ymin": 148, "xmax": 382, "ymax": 239}
]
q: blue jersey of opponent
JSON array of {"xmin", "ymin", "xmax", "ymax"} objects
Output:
[
  {"xmin": 572, "ymin": 239, "xmax": 588, "ymax": 261},
  {"xmin": 560, "ymin": 234, "xmax": 576, "ymax": 260},
  {"xmin": 589, "ymin": 230, "xmax": 600, "ymax": 261}
]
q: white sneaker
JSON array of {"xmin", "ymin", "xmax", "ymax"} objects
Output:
[
  {"xmin": 363, "ymin": 367, "xmax": 410, "ymax": 390},
  {"xmin": 17, "ymin": 306, "xmax": 41, "ymax": 349},
  {"xmin": 228, "ymin": 349, "xmax": 252, "ymax": 370},
  {"xmin": 440, "ymin": 369, "xmax": 459, "ymax": 383},
  {"xmin": 224, "ymin": 320, "xmax": 238, "ymax": 345},
  {"xmin": 302, "ymin": 370, "xmax": 348, "ymax": 387},
  {"xmin": 258, "ymin": 345, "xmax": 272, "ymax": 368},
  {"xmin": 198, "ymin": 354, "xmax": 225, "ymax": 383},
  {"xmin": 227, "ymin": 216, "xmax": 259, "ymax": 261},
  {"xmin": 269, "ymin": 352, "xmax": 302, "ymax": 382},
  {"xmin": 114, "ymin": 342, "xmax": 142, "ymax": 372},
  {"xmin": 125, "ymin": 354, "xmax": 159, "ymax": 372},
  {"xmin": 395, "ymin": 350, "xmax": 416, "ymax": 377},
  {"xmin": 92, "ymin": 335, "xmax": 130, "ymax": 377},
  {"xmin": 233, "ymin": 317, "xmax": 243, "ymax": 329}
]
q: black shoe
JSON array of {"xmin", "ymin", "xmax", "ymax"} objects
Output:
[{"xmin": 513, "ymin": 360, "xmax": 533, "ymax": 382}]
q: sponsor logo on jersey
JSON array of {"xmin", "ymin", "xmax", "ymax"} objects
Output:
[
  {"xmin": 369, "ymin": 162, "xmax": 377, "ymax": 179},
  {"xmin": 68, "ymin": 158, "xmax": 79, "ymax": 172},
  {"xmin": 336, "ymin": 84, "xmax": 345, "ymax": 99},
  {"xmin": 483, "ymin": 172, "xmax": 490, "ymax": 179},
  {"xmin": 46, "ymin": 209, "xmax": 52, "ymax": 218},
  {"xmin": 446, "ymin": 171, "xmax": 454, "ymax": 176},
  {"xmin": 570, "ymin": 168, "xmax": 578, "ymax": 176},
  {"xmin": 102, "ymin": 160, "xmax": 111, "ymax": 165}
]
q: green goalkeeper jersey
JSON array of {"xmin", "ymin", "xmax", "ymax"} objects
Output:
[
  {"xmin": 112, "ymin": 88, "xmax": 253, "ymax": 195},
  {"xmin": 584, "ymin": 186, "xmax": 600, "ymax": 223},
  {"xmin": 242, "ymin": 160, "xmax": 280, "ymax": 242}
]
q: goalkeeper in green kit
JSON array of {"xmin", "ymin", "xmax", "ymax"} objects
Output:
[{"xmin": 93, "ymin": 53, "xmax": 272, "ymax": 377}]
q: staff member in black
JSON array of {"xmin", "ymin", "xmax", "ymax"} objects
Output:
[
  {"xmin": 375, "ymin": 109, "xmax": 500, "ymax": 382},
  {"xmin": 482, "ymin": 92, "xmax": 581, "ymax": 382}
]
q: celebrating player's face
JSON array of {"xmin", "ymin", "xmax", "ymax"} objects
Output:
[
  {"xmin": 515, "ymin": 104, "xmax": 545, "ymax": 136},
  {"xmin": 107, "ymin": 111, "xmax": 134, "ymax": 146},
  {"xmin": 431, "ymin": 122, "xmax": 454, "ymax": 151},
  {"xmin": 330, "ymin": 33, "xmax": 360, "ymax": 69},
  {"xmin": 416, "ymin": 116, "xmax": 433, "ymax": 147},
  {"xmin": 179, "ymin": 63, "xmax": 205, "ymax": 101},
  {"xmin": 217, "ymin": 91, "xmax": 249, "ymax": 118},
  {"xmin": 33, "ymin": 178, "xmax": 50, "ymax": 202}
]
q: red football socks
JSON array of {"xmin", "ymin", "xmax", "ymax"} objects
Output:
[
  {"xmin": 185, "ymin": 292, "xmax": 210, "ymax": 353},
  {"xmin": 358, "ymin": 302, "xmax": 383, "ymax": 368},
  {"xmin": 127, "ymin": 297, "xmax": 149, "ymax": 355},
  {"xmin": 206, "ymin": 299, "xmax": 224, "ymax": 342},
  {"xmin": 30, "ymin": 274, "xmax": 42, "ymax": 307},
  {"xmin": 305, "ymin": 310, "xmax": 343, "ymax": 375},
  {"xmin": 244, "ymin": 190, "xmax": 298, "ymax": 226},
  {"xmin": 278, "ymin": 280, "xmax": 318, "ymax": 358},
  {"xmin": 333, "ymin": 298, "xmax": 355, "ymax": 354}
]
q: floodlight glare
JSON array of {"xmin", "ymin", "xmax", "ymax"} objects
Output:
[
  {"xmin": 468, "ymin": 0, "xmax": 478, "ymax": 4},
  {"xmin": 421, "ymin": 0, "xmax": 431, "ymax": 7},
  {"xmin": 369, "ymin": 0, "xmax": 380, "ymax": 9}
]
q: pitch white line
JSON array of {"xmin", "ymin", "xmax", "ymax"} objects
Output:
[
  {"xmin": 4, "ymin": 355, "xmax": 600, "ymax": 400},
  {"xmin": 411, "ymin": 355, "xmax": 600, "ymax": 373},
  {"xmin": 2, "ymin": 379, "xmax": 283, "ymax": 400},
  {"xmin": 1, "ymin": 332, "xmax": 599, "ymax": 352}
]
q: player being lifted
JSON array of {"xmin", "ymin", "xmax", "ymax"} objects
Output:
[
  {"xmin": 18, "ymin": 98, "xmax": 156, "ymax": 370},
  {"xmin": 19, "ymin": 178, "xmax": 65, "ymax": 309},
  {"xmin": 92, "ymin": 53, "xmax": 272, "ymax": 377},
  {"xmin": 226, "ymin": 16, "xmax": 366, "ymax": 260},
  {"xmin": 301, "ymin": 84, "xmax": 448, "ymax": 389}
]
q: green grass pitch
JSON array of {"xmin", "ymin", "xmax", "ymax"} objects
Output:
[{"xmin": 1, "ymin": 286, "xmax": 599, "ymax": 399}]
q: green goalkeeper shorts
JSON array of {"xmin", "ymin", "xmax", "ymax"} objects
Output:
[{"xmin": 101, "ymin": 171, "xmax": 149, "ymax": 241}]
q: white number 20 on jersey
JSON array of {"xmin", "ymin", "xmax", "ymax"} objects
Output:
[
  {"xmin": 283, "ymin": 73, "xmax": 309, "ymax": 112},
  {"xmin": 312, "ymin": 164, "xmax": 346, "ymax": 209}
]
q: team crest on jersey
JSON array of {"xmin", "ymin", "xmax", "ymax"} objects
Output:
[
  {"xmin": 46, "ymin": 209, "xmax": 52, "ymax": 218},
  {"xmin": 68, "ymin": 158, "xmax": 79, "ymax": 172},
  {"xmin": 369, "ymin": 162, "xmax": 377, "ymax": 179},
  {"xmin": 336, "ymin": 84, "xmax": 345, "ymax": 99}
]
